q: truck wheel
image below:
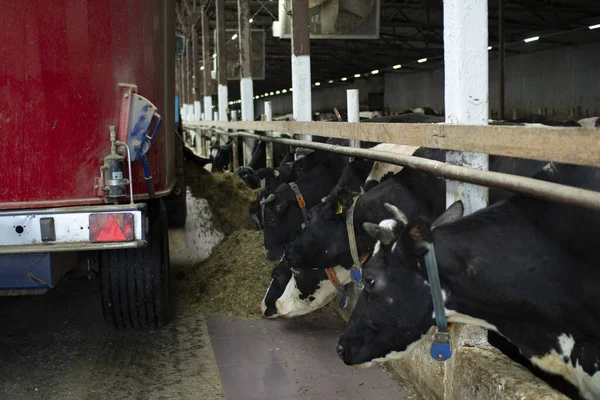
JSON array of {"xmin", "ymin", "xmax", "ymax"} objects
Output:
[
  {"xmin": 164, "ymin": 178, "xmax": 187, "ymax": 228},
  {"xmin": 99, "ymin": 199, "xmax": 171, "ymax": 329}
]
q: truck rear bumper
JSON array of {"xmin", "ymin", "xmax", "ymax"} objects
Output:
[{"xmin": 0, "ymin": 204, "xmax": 147, "ymax": 255}]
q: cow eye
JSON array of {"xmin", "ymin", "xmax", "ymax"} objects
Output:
[
  {"xmin": 267, "ymin": 216, "xmax": 276, "ymax": 225},
  {"xmin": 365, "ymin": 277, "xmax": 376, "ymax": 289}
]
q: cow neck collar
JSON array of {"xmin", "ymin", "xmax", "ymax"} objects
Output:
[
  {"xmin": 346, "ymin": 194, "xmax": 370, "ymax": 287},
  {"xmin": 288, "ymin": 182, "xmax": 309, "ymax": 228},
  {"xmin": 420, "ymin": 240, "xmax": 452, "ymax": 362}
]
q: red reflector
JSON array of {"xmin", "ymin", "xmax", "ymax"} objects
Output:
[{"xmin": 89, "ymin": 213, "xmax": 134, "ymax": 242}]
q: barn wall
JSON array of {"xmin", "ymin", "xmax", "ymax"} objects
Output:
[
  {"xmin": 384, "ymin": 41, "xmax": 600, "ymax": 118},
  {"xmin": 254, "ymin": 41, "xmax": 599, "ymax": 119},
  {"xmin": 254, "ymin": 76, "xmax": 385, "ymax": 117}
]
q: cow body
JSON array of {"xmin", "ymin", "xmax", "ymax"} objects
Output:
[{"xmin": 338, "ymin": 163, "xmax": 600, "ymax": 400}]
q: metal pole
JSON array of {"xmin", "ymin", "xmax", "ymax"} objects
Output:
[
  {"xmin": 216, "ymin": 0, "xmax": 228, "ymax": 143},
  {"xmin": 238, "ymin": 0, "xmax": 255, "ymax": 165},
  {"xmin": 264, "ymin": 101, "xmax": 274, "ymax": 168},
  {"xmin": 498, "ymin": 0, "xmax": 505, "ymax": 120},
  {"xmin": 211, "ymin": 130, "xmax": 600, "ymax": 213},
  {"xmin": 347, "ymin": 89, "xmax": 360, "ymax": 155},
  {"xmin": 444, "ymin": 0, "xmax": 489, "ymax": 215},
  {"xmin": 201, "ymin": 6, "xmax": 213, "ymax": 121},
  {"xmin": 291, "ymin": 0, "xmax": 312, "ymax": 145},
  {"xmin": 186, "ymin": 36, "xmax": 194, "ymax": 113}
]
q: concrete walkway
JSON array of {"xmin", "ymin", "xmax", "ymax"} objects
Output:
[{"xmin": 207, "ymin": 313, "xmax": 409, "ymax": 400}]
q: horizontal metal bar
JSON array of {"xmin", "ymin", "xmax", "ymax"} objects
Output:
[
  {"xmin": 0, "ymin": 241, "xmax": 148, "ymax": 255},
  {"xmin": 199, "ymin": 129, "xmax": 600, "ymax": 212},
  {"xmin": 184, "ymin": 120, "xmax": 600, "ymax": 168}
]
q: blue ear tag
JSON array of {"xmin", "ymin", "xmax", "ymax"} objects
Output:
[
  {"xmin": 339, "ymin": 293, "xmax": 349, "ymax": 309},
  {"xmin": 430, "ymin": 332, "xmax": 452, "ymax": 362},
  {"xmin": 350, "ymin": 267, "xmax": 362, "ymax": 286}
]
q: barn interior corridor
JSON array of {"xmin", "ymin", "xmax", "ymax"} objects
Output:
[{"xmin": 0, "ymin": 161, "xmax": 409, "ymax": 400}]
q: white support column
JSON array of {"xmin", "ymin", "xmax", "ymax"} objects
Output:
[
  {"xmin": 442, "ymin": 0, "xmax": 490, "ymax": 362},
  {"xmin": 444, "ymin": 0, "xmax": 489, "ymax": 215},
  {"xmin": 347, "ymin": 89, "xmax": 360, "ymax": 154},
  {"xmin": 264, "ymin": 101, "xmax": 274, "ymax": 168},
  {"xmin": 291, "ymin": 0, "xmax": 312, "ymax": 145},
  {"xmin": 194, "ymin": 101, "xmax": 202, "ymax": 121},
  {"xmin": 218, "ymin": 85, "xmax": 228, "ymax": 121},
  {"xmin": 238, "ymin": 0, "xmax": 255, "ymax": 165},
  {"xmin": 204, "ymin": 96, "xmax": 213, "ymax": 120}
]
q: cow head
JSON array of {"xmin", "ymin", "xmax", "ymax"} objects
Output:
[
  {"xmin": 337, "ymin": 201, "xmax": 463, "ymax": 366},
  {"xmin": 261, "ymin": 259, "xmax": 293, "ymax": 318},
  {"xmin": 260, "ymin": 203, "xmax": 326, "ymax": 317},
  {"xmin": 275, "ymin": 265, "xmax": 351, "ymax": 318},
  {"xmin": 261, "ymin": 189, "xmax": 297, "ymax": 260},
  {"xmin": 285, "ymin": 187, "xmax": 354, "ymax": 269}
]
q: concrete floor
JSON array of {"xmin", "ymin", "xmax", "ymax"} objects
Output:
[{"xmin": 0, "ymin": 172, "xmax": 410, "ymax": 400}]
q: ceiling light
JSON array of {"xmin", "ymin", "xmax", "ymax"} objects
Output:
[
  {"xmin": 488, "ymin": 46, "xmax": 492, "ymax": 50},
  {"xmin": 270, "ymin": 92, "xmax": 274, "ymax": 95},
  {"xmin": 371, "ymin": 69, "xmax": 379, "ymax": 75},
  {"xmin": 265, "ymin": 93, "xmax": 270, "ymax": 97},
  {"xmin": 589, "ymin": 24, "xmax": 600, "ymax": 30},
  {"xmin": 393, "ymin": 64, "xmax": 402, "ymax": 69},
  {"xmin": 282, "ymin": 89, "xmax": 287, "ymax": 93},
  {"xmin": 328, "ymin": 80, "xmax": 334, "ymax": 84},
  {"xmin": 249, "ymin": 18, "xmax": 254, "ymax": 23},
  {"xmin": 212, "ymin": 53, "xmax": 217, "ymax": 58},
  {"xmin": 417, "ymin": 58, "xmax": 427, "ymax": 63},
  {"xmin": 341, "ymin": 77, "xmax": 348, "ymax": 81},
  {"xmin": 315, "ymin": 82, "xmax": 321, "ymax": 86},
  {"xmin": 200, "ymin": 66, "xmax": 205, "ymax": 70},
  {"xmin": 354, "ymin": 74, "xmax": 361, "ymax": 78},
  {"xmin": 231, "ymin": 33, "xmax": 238, "ymax": 40},
  {"xmin": 289, "ymin": 88, "xmax": 293, "ymax": 91},
  {"xmin": 276, "ymin": 90, "xmax": 281, "ymax": 94},
  {"xmin": 524, "ymin": 36, "xmax": 539, "ymax": 43}
]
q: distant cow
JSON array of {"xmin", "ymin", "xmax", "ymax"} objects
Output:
[{"xmin": 337, "ymin": 163, "xmax": 600, "ymax": 400}]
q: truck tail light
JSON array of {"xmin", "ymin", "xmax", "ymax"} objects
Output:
[{"xmin": 89, "ymin": 213, "xmax": 134, "ymax": 242}]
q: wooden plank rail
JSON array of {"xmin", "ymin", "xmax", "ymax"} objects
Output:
[
  {"xmin": 184, "ymin": 128, "xmax": 600, "ymax": 212},
  {"xmin": 184, "ymin": 120, "xmax": 600, "ymax": 168}
]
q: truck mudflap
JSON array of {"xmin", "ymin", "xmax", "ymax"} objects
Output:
[{"xmin": 0, "ymin": 204, "xmax": 147, "ymax": 255}]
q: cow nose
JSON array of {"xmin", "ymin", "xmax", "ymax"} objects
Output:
[{"xmin": 337, "ymin": 344, "xmax": 345, "ymax": 360}]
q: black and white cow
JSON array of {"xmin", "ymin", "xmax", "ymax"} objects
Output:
[
  {"xmin": 337, "ymin": 163, "xmax": 600, "ymax": 400},
  {"xmin": 260, "ymin": 156, "xmax": 390, "ymax": 318},
  {"xmin": 274, "ymin": 152, "xmax": 446, "ymax": 318}
]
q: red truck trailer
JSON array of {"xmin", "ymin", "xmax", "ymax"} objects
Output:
[{"xmin": 0, "ymin": 1, "xmax": 185, "ymax": 328}]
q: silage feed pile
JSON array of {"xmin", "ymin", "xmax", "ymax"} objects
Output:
[
  {"xmin": 189, "ymin": 230, "xmax": 276, "ymax": 319},
  {"xmin": 185, "ymin": 163, "xmax": 258, "ymax": 235}
]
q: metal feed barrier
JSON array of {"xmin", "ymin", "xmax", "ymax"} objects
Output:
[{"xmin": 183, "ymin": 120, "xmax": 600, "ymax": 212}]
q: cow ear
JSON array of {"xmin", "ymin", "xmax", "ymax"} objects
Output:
[
  {"xmin": 432, "ymin": 200, "xmax": 464, "ymax": 229},
  {"xmin": 402, "ymin": 218, "xmax": 433, "ymax": 256},
  {"xmin": 363, "ymin": 222, "xmax": 396, "ymax": 245}
]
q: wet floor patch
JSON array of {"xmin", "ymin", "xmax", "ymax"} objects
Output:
[{"xmin": 206, "ymin": 313, "xmax": 410, "ymax": 400}]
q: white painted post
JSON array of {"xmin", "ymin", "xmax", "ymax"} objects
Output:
[
  {"xmin": 231, "ymin": 110, "xmax": 238, "ymax": 121},
  {"xmin": 204, "ymin": 96, "xmax": 213, "ymax": 120},
  {"xmin": 442, "ymin": 0, "xmax": 490, "ymax": 369},
  {"xmin": 216, "ymin": 0, "xmax": 228, "ymax": 145},
  {"xmin": 444, "ymin": 0, "xmax": 489, "ymax": 215},
  {"xmin": 347, "ymin": 89, "xmax": 360, "ymax": 155},
  {"xmin": 238, "ymin": 0, "xmax": 255, "ymax": 165},
  {"xmin": 194, "ymin": 101, "xmax": 202, "ymax": 121},
  {"xmin": 213, "ymin": 111, "xmax": 219, "ymax": 120},
  {"xmin": 265, "ymin": 101, "xmax": 274, "ymax": 168},
  {"xmin": 291, "ymin": 0, "xmax": 312, "ymax": 147}
]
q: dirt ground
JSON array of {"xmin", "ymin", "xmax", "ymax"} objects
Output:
[{"xmin": 0, "ymin": 228, "xmax": 225, "ymax": 400}]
